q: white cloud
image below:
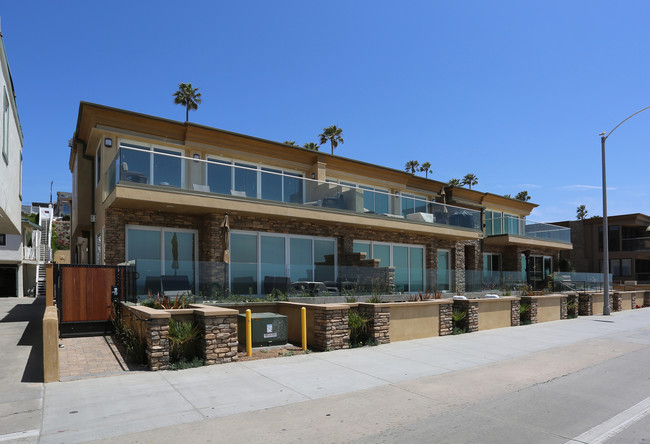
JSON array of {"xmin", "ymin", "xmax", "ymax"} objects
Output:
[{"xmin": 558, "ymin": 184, "xmax": 616, "ymax": 191}]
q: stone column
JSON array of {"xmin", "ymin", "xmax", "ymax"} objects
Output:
[
  {"xmin": 146, "ymin": 317, "xmax": 170, "ymax": 371},
  {"xmin": 578, "ymin": 294, "xmax": 593, "ymax": 316},
  {"xmin": 195, "ymin": 307, "xmax": 239, "ymax": 364},
  {"xmin": 439, "ymin": 302, "xmax": 453, "ymax": 336},
  {"xmin": 611, "ymin": 292, "xmax": 622, "ymax": 312},
  {"xmin": 312, "ymin": 306, "xmax": 350, "ymax": 351},
  {"xmin": 511, "ymin": 299, "xmax": 521, "ymax": 326},
  {"xmin": 560, "ymin": 296, "xmax": 568, "ymax": 320},
  {"xmin": 453, "ymin": 299, "xmax": 478, "ymax": 332},
  {"xmin": 567, "ymin": 293, "xmax": 579, "ymax": 318}
]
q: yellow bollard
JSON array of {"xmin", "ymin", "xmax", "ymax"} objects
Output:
[
  {"xmin": 301, "ymin": 306, "xmax": 307, "ymax": 351},
  {"xmin": 246, "ymin": 309, "xmax": 252, "ymax": 356}
]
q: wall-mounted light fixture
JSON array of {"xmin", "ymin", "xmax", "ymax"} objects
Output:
[
  {"xmin": 311, "ymin": 173, "xmax": 315, "ymax": 179},
  {"xmin": 193, "ymin": 154, "xmax": 201, "ymax": 159},
  {"xmin": 104, "ymin": 138, "xmax": 113, "ymax": 148}
]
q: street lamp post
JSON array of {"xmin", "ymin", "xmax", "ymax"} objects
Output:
[{"xmin": 600, "ymin": 105, "xmax": 650, "ymax": 315}]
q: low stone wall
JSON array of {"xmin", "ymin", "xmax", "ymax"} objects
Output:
[
  {"xmin": 519, "ymin": 296, "xmax": 538, "ymax": 324},
  {"xmin": 312, "ymin": 305, "xmax": 349, "ymax": 351},
  {"xmin": 121, "ymin": 303, "xmax": 238, "ymax": 371}
]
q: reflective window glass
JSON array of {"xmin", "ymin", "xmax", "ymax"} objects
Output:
[
  {"xmin": 153, "ymin": 148, "xmax": 182, "ymax": 187},
  {"xmin": 207, "ymin": 159, "xmax": 232, "ymax": 195}
]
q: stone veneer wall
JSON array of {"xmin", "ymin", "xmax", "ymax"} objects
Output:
[
  {"xmin": 578, "ymin": 294, "xmax": 593, "ymax": 316},
  {"xmin": 567, "ymin": 294, "xmax": 579, "ymax": 318},
  {"xmin": 510, "ymin": 299, "xmax": 521, "ymax": 326},
  {"xmin": 611, "ymin": 293, "xmax": 623, "ymax": 312},
  {"xmin": 560, "ymin": 296, "xmax": 568, "ymax": 319},
  {"xmin": 121, "ymin": 304, "xmax": 238, "ymax": 371},
  {"xmin": 439, "ymin": 302, "xmax": 453, "ymax": 336},
  {"xmin": 311, "ymin": 307, "xmax": 350, "ymax": 351},
  {"xmin": 357, "ymin": 304, "xmax": 390, "ymax": 344}
]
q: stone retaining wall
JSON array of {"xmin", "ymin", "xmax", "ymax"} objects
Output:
[{"xmin": 357, "ymin": 303, "xmax": 390, "ymax": 344}]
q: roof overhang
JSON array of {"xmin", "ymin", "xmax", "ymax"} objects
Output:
[{"xmin": 484, "ymin": 234, "xmax": 573, "ymax": 250}]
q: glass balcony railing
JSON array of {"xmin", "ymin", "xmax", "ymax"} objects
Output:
[
  {"xmin": 488, "ymin": 216, "xmax": 571, "ymax": 244},
  {"xmin": 105, "ymin": 145, "xmax": 482, "ymax": 231}
]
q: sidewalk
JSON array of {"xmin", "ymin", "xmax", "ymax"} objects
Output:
[{"xmin": 40, "ymin": 308, "xmax": 650, "ymax": 443}]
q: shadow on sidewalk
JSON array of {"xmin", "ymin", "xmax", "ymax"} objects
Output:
[{"xmin": 0, "ymin": 297, "xmax": 46, "ymax": 382}]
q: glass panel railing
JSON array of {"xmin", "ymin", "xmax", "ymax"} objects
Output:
[
  {"xmin": 113, "ymin": 145, "xmax": 481, "ymax": 231},
  {"xmin": 488, "ymin": 216, "xmax": 571, "ymax": 243}
]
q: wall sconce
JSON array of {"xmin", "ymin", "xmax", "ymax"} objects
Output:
[
  {"xmin": 104, "ymin": 138, "xmax": 113, "ymax": 148},
  {"xmin": 311, "ymin": 173, "xmax": 315, "ymax": 179},
  {"xmin": 193, "ymin": 154, "xmax": 201, "ymax": 159}
]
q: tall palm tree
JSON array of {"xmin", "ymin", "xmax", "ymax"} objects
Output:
[
  {"xmin": 448, "ymin": 178, "xmax": 461, "ymax": 187},
  {"xmin": 405, "ymin": 160, "xmax": 420, "ymax": 174},
  {"xmin": 303, "ymin": 142, "xmax": 320, "ymax": 151},
  {"xmin": 419, "ymin": 161, "xmax": 432, "ymax": 178},
  {"xmin": 515, "ymin": 190, "xmax": 531, "ymax": 201},
  {"xmin": 173, "ymin": 82, "xmax": 202, "ymax": 122},
  {"xmin": 462, "ymin": 173, "xmax": 478, "ymax": 190},
  {"xmin": 319, "ymin": 125, "xmax": 344, "ymax": 155},
  {"xmin": 284, "ymin": 141, "xmax": 296, "ymax": 146},
  {"xmin": 576, "ymin": 204, "xmax": 588, "ymax": 220}
]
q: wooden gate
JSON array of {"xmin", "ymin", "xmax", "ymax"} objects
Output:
[{"xmin": 55, "ymin": 264, "xmax": 135, "ymax": 336}]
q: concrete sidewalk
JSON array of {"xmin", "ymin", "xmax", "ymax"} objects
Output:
[{"xmin": 40, "ymin": 308, "xmax": 650, "ymax": 443}]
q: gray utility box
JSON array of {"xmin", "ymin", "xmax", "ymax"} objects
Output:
[{"xmin": 238, "ymin": 312, "xmax": 288, "ymax": 348}]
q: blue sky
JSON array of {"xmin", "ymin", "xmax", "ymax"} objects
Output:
[{"xmin": 2, "ymin": 1, "xmax": 649, "ymax": 221}]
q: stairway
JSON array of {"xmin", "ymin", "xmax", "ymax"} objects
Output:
[{"xmin": 36, "ymin": 215, "xmax": 52, "ymax": 298}]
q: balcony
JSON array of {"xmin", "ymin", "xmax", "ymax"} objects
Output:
[
  {"xmin": 105, "ymin": 145, "xmax": 482, "ymax": 232},
  {"xmin": 485, "ymin": 216, "xmax": 571, "ymax": 248}
]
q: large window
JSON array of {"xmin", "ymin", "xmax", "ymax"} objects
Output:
[
  {"xmin": 230, "ymin": 231, "xmax": 336, "ymax": 295},
  {"xmin": 126, "ymin": 225, "xmax": 197, "ymax": 295},
  {"xmin": 598, "ymin": 225, "xmax": 620, "ymax": 252},
  {"xmin": 437, "ymin": 249, "xmax": 451, "ymax": 292},
  {"xmin": 207, "ymin": 157, "xmax": 304, "ymax": 202},
  {"xmin": 119, "ymin": 142, "xmax": 185, "ymax": 187},
  {"xmin": 353, "ymin": 240, "xmax": 425, "ymax": 292},
  {"xmin": 485, "ymin": 211, "xmax": 521, "ymax": 236}
]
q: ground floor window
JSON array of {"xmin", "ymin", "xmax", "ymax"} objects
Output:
[
  {"xmin": 126, "ymin": 225, "xmax": 198, "ymax": 295},
  {"xmin": 353, "ymin": 240, "xmax": 424, "ymax": 293},
  {"xmin": 483, "ymin": 253, "xmax": 501, "ymax": 286},
  {"xmin": 230, "ymin": 231, "xmax": 336, "ymax": 295}
]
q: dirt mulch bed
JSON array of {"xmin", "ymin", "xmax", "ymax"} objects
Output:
[{"xmin": 236, "ymin": 344, "xmax": 312, "ymax": 362}]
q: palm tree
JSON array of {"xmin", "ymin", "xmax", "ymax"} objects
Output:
[
  {"xmin": 405, "ymin": 160, "xmax": 420, "ymax": 174},
  {"xmin": 503, "ymin": 194, "xmax": 512, "ymax": 198},
  {"xmin": 462, "ymin": 173, "xmax": 478, "ymax": 190},
  {"xmin": 303, "ymin": 142, "xmax": 320, "ymax": 151},
  {"xmin": 448, "ymin": 178, "xmax": 461, "ymax": 187},
  {"xmin": 283, "ymin": 141, "xmax": 296, "ymax": 146},
  {"xmin": 576, "ymin": 205, "xmax": 588, "ymax": 220},
  {"xmin": 515, "ymin": 190, "xmax": 531, "ymax": 201},
  {"xmin": 419, "ymin": 162, "xmax": 432, "ymax": 178},
  {"xmin": 318, "ymin": 125, "xmax": 344, "ymax": 155},
  {"xmin": 172, "ymin": 82, "xmax": 202, "ymax": 122}
]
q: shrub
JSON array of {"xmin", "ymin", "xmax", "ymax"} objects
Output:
[
  {"xmin": 348, "ymin": 310, "xmax": 371, "ymax": 346},
  {"xmin": 520, "ymin": 303, "xmax": 532, "ymax": 325},
  {"xmin": 452, "ymin": 308, "xmax": 467, "ymax": 334},
  {"xmin": 168, "ymin": 318, "xmax": 202, "ymax": 363},
  {"xmin": 112, "ymin": 318, "xmax": 147, "ymax": 365}
]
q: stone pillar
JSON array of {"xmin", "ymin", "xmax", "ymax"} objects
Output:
[
  {"xmin": 611, "ymin": 292, "xmax": 622, "ymax": 312},
  {"xmin": 511, "ymin": 299, "xmax": 521, "ymax": 326},
  {"xmin": 439, "ymin": 302, "xmax": 453, "ymax": 336},
  {"xmin": 146, "ymin": 317, "xmax": 170, "ymax": 371},
  {"xmin": 560, "ymin": 296, "xmax": 568, "ymax": 320},
  {"xmin": 357, "ymin": 304, "xmax": 390, "ymax": 344},
  {"xmin": 578, "ymin": 294, "xmax": 593, "ymax": 316},
  {"xmin": 312, "ymin": 307, "xmax": 350, "ymax": 351},
  {"xmin": 196, "ymin": 309, "xmax": 238, "ymax": 364},
  {"xmin": 519, "ymin": 296, "xmax": 538, "ymax": 324}
]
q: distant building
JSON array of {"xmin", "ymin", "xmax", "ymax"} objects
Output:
[
  {"xmin": 554, "ymin": 213, "xmax": 650, "ymax": 284},
  {"xmin": 0, "ymin": 22, "xmax": 25, "ymax": 297}
]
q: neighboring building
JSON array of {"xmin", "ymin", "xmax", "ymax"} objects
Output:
[
  {"xmin": 555, "ymin": 214, "xmax": 650, "ymax": 284},
  {"xmin": 70, "ymin": 103, "xmax": 571, "ymax": 297},
  {"xmin": 55, "ymin": 191, "xmax": 72, "ymax": 219},
  {"xmin": 0, "ymin": 22, "xmax": 25, "ymax": 297}
]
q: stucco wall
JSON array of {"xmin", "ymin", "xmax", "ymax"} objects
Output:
[
  {"xmin": 476, "ymin": 298, "xmax": 513, "ymax": 331},
  {"xmin": 388, "ymin": 301, "xmax": 441, "ymax": 341},
  {"xmin": 536, "ymin": 295, "xmax": 562, "ymax": 323}
]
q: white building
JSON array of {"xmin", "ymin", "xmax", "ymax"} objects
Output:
[{"xmin": 0, "ymin": 21, "xmax": 25, "ymax": 297}]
